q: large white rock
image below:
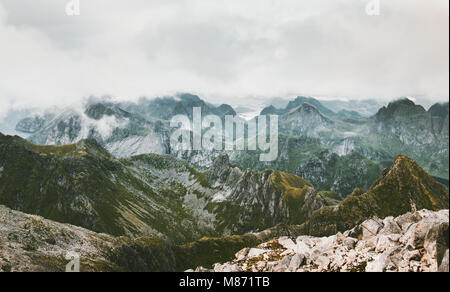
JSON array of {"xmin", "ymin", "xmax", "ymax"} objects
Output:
[
  {"xmin": 295, "ymin": 240, "xmax": 312, "ymax": 256},
  {"xmin": 247, "ymin": 248, "xmax": 268, "ymax": 258},
  {"xmin": 278, "ymin": 237, "xmax": 297, "ymax": 251},
  {"xmin": 289, "ymin": 254, "xmax": 305, "ymax": 270},
  {"xmin": 365, "ymin": 247, "xmax": 397, "ymax": 272},
  {"xmin": 361, "ymin": 217, "xmax": 383, "ymax": 240}
]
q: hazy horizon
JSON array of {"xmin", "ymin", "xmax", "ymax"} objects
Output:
[{"xmin": 0, "ymin": 0, "xmax": 448, "ymax": 118}]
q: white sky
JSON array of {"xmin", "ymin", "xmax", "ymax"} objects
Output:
[{"xmin": 0, "ymin": 0, "xmax": 448, "ymax": 117}]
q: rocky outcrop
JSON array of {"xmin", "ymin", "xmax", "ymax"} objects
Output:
[
  {"xmin": 15, "ymin": 115, "xmax": 48, "ymax": 134},
  {"xmin": 197, "ymin": 209, "xmax": 449, "ymax": 272},
  {"xmin": 0, "ymin": 204, "xmax": 304, "ymax": 272},
  {"xmin": 428, "ymin": 102, "xmax": 449, "ymax": 136},
  {"xmin": 0, "ymin": 204, "xmax": 120, "ymax": 272},
  {"xmin": 302, "ymin": 155, "xmax": 449, "ymax": 237},
  {"xmin": 374, "ymin": 98, "xmax": 448, "ymax": 153}
]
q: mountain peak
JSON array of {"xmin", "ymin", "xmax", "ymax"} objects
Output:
[
  {"xmin": 285, "ymin": 103, "xmax": 334, "ymax": 125},
  {"xmin": 428, "ymin": 102, "xmax": 449, "ymax": 118},
  {"xmin": 216, "ymin": 104, "xmax": 237, "ymax": 116},
  {"xmin": 286, "ymin": 96, "xmax": 335, "ymax": 117},
  {"xmin": 375, "ymin": 98, "xmax": 426, "ymax": 121},
  {"xmin": 288, "ymin": 102, "xmax": 317, "ymax": 114},
  {"xmin": 177, "ymin": 93, "xmax": 202, "ymax": 103},
  {"xmin": 306, "ymin": 155, "xmax": 449, "ymax": 236},
  {"xmin": 260, "ymin": 105, "xmax": 279, "ymax": 115},
  {"xmin": 368, "ymin": 154, "xmax": 449, "ymax": 214},
  {"xmin": 84, "ymin": 102, "xmax": 130, "ymax": 120},
  {"xmin": 206, "ymin": 153, "xmax": 233, "ymax": 185},
  {"xmin": 391, "ymin": 97, "xmax": 416, "ymax": 107}
]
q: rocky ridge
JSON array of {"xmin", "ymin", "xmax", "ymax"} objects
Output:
[
  {"xmin": 0, "ymin": 133, "xmax": 329, "ymax": 243},
  {"xmin": 195, "ymin": 209, "xmax": 449, "ymax": 272},
  {"xmin": 0, "ymin": 204, "xmax": 307, "ymax": 272}
]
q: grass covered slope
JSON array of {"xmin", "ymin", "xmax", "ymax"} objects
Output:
[
  {"xmin": 0, "ymin": 133, "xmax": 328, "ymax": 244},
  {"xmin": 304, "ymin": 155, "xmax": 449, "ymax": 236},
  {"xmin": 0, "ymin": 133, "xmax": 217, "ymax": 243}
]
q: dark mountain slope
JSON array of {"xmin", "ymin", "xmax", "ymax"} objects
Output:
[
  {"xmin": 0, "ymin": 133, "xmax": 216, "ymax": 242},
  {"xmin": 303, "ymin": 155, "xmax": 449, "ymax": 236}
]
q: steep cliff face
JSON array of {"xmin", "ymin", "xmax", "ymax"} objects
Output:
[
  {"xmin": 15, "ymin": 115, "xmax": 51, "ymax": 134},
  {"xmin": 428, "ymin": 102, "xmax": 449, "ymax": 136},
  {"xmin": 281, "ymin": 103, "xmax": 334, "ymax": 137},
  {"xmin": 232, "ymin": 135, "xmax": 384, "ymax": 198},
  {"xmin": 25, "ymin": 103, "xmax": 171, "ymax": 158},
  {"xmin": 205, "ymin": 153, "xmax": 330, "ymax": 235},
  {"xmin": 303, "ymin": 155, "xmax": 449, "ymax": 237},
  {"xmin": 373, "ymin": 98, "xmax": 433, "ymax": 146},
  {"xmin": 372, "ymin": 99, "xmax": 449, "ymax": 177}
]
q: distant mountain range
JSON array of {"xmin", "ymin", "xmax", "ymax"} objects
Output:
[{"xmin": 2, "ymin": 94, "xmax": 448, "ymax": 198}]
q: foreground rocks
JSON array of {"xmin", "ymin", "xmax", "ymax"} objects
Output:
[
  {"xmin": 0, "ymin": 204, "xmax": 180, "ymax": 272},
  {"xmin": 194, "ymin": 209, "xmax": 449, "ymax": 272},
  {"xmin": 0, "ymin": 204, "xmax": 303, "ymax": 272},
  {"xmin": 1, "ymin": 203, "xmax": 449, "ymax": 272},
  {"xmin": 0, "ymin": 205, "xmax": 119, "ymax": 272}
]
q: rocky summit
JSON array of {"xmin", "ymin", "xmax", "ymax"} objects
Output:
[{"xmin": 196, "ymin": 209, "xmax": 449, "ymax": 272}]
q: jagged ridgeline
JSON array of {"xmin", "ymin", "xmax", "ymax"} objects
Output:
[
  {"xmin": 0, "ymin": 133, "xmax": 335, "ymax": 244},
  {"xmin": 7, "ymin": 95, "xmax": 449, "ymax": 197}
]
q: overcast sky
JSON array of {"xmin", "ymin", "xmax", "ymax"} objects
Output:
[{"xmin": 0, "ymin": 0, "xmax": 448, "ymax": 116}]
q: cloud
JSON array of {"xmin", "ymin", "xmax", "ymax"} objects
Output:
[{"xmin": 0, "ymin": 0, "xmax": 448, "ymax": 116}]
